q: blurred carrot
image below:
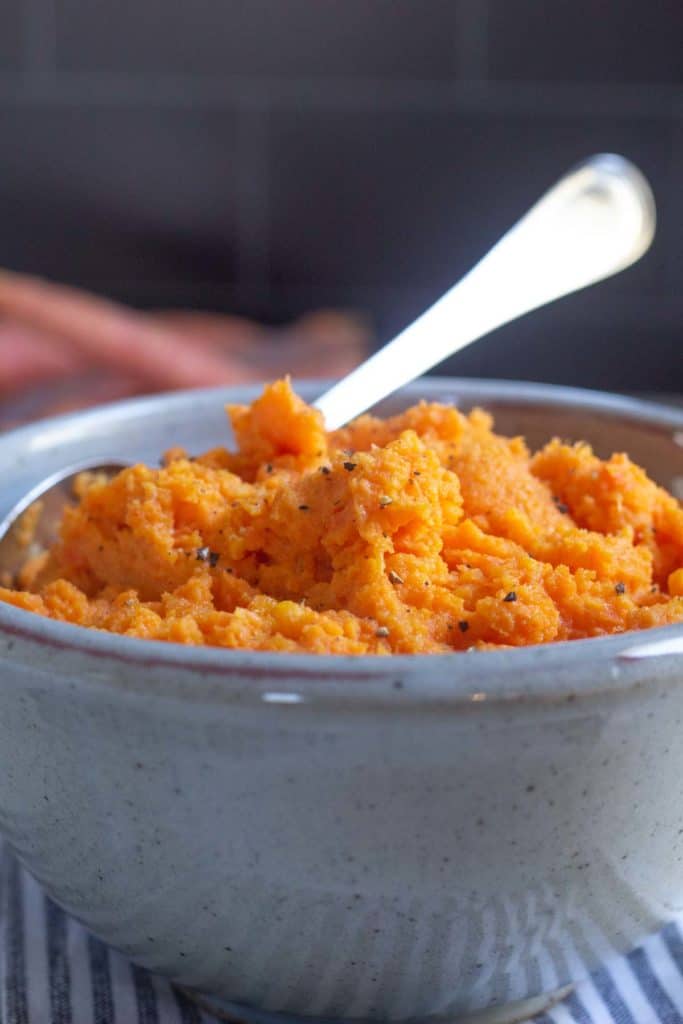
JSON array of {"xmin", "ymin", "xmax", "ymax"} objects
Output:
[
  {"xmin": 0, "ymin": 270, "xmax": 255, "ymax": 389},
  {"xmin": 155, "ymin": 309, "xmax": 370, "ymax": 378},
  {"xmin": 0, "ymin": 321, "xmax": 83, "ymax": 393},
  {"xmin": 0, "ymin": 269, "xmax": 372, "ymax": 426}
]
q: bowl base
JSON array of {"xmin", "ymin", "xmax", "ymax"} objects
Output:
[{"xmin": 176, "ymin": 983, "xmax": 574, "ymax": 1024}]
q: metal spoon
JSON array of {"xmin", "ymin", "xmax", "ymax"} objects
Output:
[
  {"xmin": 314, "ymin": 152, "xmax": 655, "ymax": 429},
  {"xmin": 0, "ymin": 460, "xmax": 129, "ymax": 585},
  {"xmin": 0, "ymin": 153, "xmax": 656, "ymax": 580}
]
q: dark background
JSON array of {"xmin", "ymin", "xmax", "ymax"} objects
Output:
[{"xmin": 0, "ymin": 0, "xmax": 680, "ymax": 391}]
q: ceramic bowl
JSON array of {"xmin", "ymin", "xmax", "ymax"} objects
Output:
[{"xmin": 0, "ymin": 378, "xmax": 682, "ymax": 1024}]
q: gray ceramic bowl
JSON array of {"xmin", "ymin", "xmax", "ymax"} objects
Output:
[{"xmin": 0, "ymin": 378, "xmax": 682, "ymax": 1024}]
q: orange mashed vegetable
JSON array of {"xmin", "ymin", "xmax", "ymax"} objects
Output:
[{"xmin": 2, "ymin": 378, "xmax": 683, "ymax": 653}]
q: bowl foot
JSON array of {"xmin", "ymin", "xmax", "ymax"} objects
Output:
[{"xmin": 175, "ymin": 982, "xmax": 574, "ymax": 1024}]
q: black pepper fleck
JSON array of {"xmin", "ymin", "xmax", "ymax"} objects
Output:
[
  {"xmin": 615, "ymin": 582, "xmax": 626, "ymax": 595},
  {"xmin": 503, "ymin": 591, "xmax": 517, "ymax": 602},
  {"xmin": 298, "ymin": 504, "xmax": 310, "ymax": 511},
  {"xmin": 196, "ymin": 546, "xmax": 219, "ymax": 567},
  {"xmin": 553, "ymin": 496, "xmax": 569, "ymax": 514},
  {"xmin": 266, "ymin": 464, "xmax": 273, "ymax": 473},
  {"xmin": 458, "ymin": 620, "xmax": 469, "ymax": 633},
  {"xmin": 388, "ymin": 570, "xmax": 404, "ymax": 585},
  {"xmin": 320, "ymin": 466, "xmax": 331, "ymax": 475},
  {"xmin": 343, "ymin": 461, "xmax": 357, "ymax": 472}
]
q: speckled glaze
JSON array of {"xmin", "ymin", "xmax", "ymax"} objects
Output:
[{"xmin": 0, "ymin": 379, "xmax": 682, "ymax": 1024}]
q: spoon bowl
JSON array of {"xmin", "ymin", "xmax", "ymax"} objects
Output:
[{"xmin": 0, "ymin": 460, "xmax": 130, "ymax": 585}]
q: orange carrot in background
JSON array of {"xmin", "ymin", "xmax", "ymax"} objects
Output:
[
  {"xmin": 0, "ymin": 271, "xmax": 255, "ymax": 389},
  {"xmin": 155, "ymin": 309, "xmax": 370, "ymax": 378},
  {"xmin": 0, "ymin": 269, "xmax": 371, "ymax": 425},
  {"xmin": 0, "ymin": 321, "xmax": 83, "ymax": 393}
]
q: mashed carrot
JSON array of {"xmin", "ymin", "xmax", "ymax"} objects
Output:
[{"xmin": 2, "ymin": 378, "xmax": 682, "ymax": 653}]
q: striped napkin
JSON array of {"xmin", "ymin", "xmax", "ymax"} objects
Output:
[{"xmin": 2, "ymin": 841, "xmax": 682, "ymax": 1024}]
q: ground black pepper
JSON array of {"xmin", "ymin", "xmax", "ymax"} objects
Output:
[
  {"xmin": 196, "ymin": 546, "xmax": 219, "ymax": 567},
  {"xmin": 458, "ymin": 620, "xmax": 469, "ymax": 633},
  {"xmin": 503, "ymin": 591, "xmax": 517, "ymax": 602},
  {"xmin": 615, "ymin": 582, "xmax": 626, "ymax": 594},
  {"xmin": 343, "ymin": 461, "xmax": 357, "ymax": 472}
]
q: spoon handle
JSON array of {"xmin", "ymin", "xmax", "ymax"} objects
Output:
[{"xmin": 314, "ymin": 153, "xmax": 656, "ymax": 431}]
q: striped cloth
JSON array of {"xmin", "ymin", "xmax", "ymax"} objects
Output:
[{"xmin": 2, "ymin": 844, "xmax": 683, "ymax": 1024}]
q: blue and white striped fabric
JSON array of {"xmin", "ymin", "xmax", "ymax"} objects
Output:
[{"xmin": 2, "ymin": 843, "xmax": 683, "ymax": 1024}]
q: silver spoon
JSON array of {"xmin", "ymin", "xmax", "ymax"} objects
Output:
[
  {"xmin": 314, "ymin": 152, "xmax": 655, "ymax": 429},
  {"xmin": 0, "ymin": 153, "xmax": 655, "ymax": 582},
  {"xmin": 0, "ymin": 460, "xmax": 130, "ymax": 585}
]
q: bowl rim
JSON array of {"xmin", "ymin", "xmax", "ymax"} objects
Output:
[{"xmin": 0, "ymin": 376, "xmax": 682, "ymax": 708}]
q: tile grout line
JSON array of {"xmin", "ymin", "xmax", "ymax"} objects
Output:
[
  {"xmin": 234, "ymin": 104, "xmax": 271, "ymax": 299},
  {"xmin": 664, "ymin": 118, "xmax": 683, "ymax": 294},
  {"xmin": 48, "ymin": 283, "xmax": 683, "ymax": 320},
  {"xmin": 455, "ymin": 0, "xmax": 490, "ymax": 82},
  {"xmin": 22, "ymin": 0, "xmax": 57, "ymax": 78},
  {"xmin": 0, "ymin": 72, "xmax": 679, "ymax": 118}
]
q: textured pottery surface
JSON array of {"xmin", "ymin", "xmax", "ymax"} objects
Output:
[{"xmin": 0, "ymin": 379, "xmax": 682, "ymax": 1023}]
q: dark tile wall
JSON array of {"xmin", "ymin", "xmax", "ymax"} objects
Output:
[
  {"xmin": 488, "ymin": 0, "xmax": 683, "ymax": 83},
  {"xmin": 56, "ymin": 1, "xmax": 460, "ymax": 77},
  {"xmin": 0, "ymin": 3, "xmax": 23, "ymax": 70},
  {"xmin": 0, "ymin": 107, "xmax": 241, "ymax": 287},
  {"xmin": 0, "ymin": 0, "xmax": 681, "ymax": 390}
]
